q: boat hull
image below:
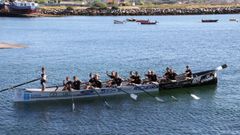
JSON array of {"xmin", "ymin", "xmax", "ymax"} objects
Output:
[{"xmin": 14, "ymin": 84, "xmax": 159, "ymax": 102}]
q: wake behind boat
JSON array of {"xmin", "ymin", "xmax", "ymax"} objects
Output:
[{"xmin": 12, "ymin": 64, "xmax": 227, "ymax": 103}]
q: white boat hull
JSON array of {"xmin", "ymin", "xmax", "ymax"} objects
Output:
[{"xmin": 14, "ymin": 84, "xmax": 159, "ymax": 102}]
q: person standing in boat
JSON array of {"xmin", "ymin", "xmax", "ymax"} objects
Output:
[
  {"xmin": 72, "ymin": 76, "xmax": 81, "ymax": 90},
  {"xmin": 63, "ymin": 76, "xmax": 72, "ymax": 91},
  {"xmin": 185, "ymin": 65, "xmax": 193, "ymax": 80},
  {"xmin": 40, "ymin": 67, "xmax": 47, "ymax": 92}
]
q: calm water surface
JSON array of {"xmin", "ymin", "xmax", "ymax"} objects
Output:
[{"xmin": 0, "ymin": 15, "xmax": 240, "ymax": 134}]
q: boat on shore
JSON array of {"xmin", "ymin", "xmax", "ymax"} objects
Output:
[
  {"xmin": 201, "ymin": 19, "xmax": 218, "ymax": 23},
  {"xmin": 13, "ymin": 64, "xmax": 227, "ymax": 103},
  {"xmin": 7, "ymin": 1, "xmax": 38, "ymax": 14}
]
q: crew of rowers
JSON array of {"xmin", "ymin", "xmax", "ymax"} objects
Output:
[{"xmin": 40, "ymin": 66, "xmax": 193, "ymax": 91}]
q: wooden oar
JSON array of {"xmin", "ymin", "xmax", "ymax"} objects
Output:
[
  {"xmin": 93, "ymin": 89, "xmax": 111, "ymax": 108},
  {"xmin": 117, "ymin": 88, "xmax": 138, "ymax": 101},
  {"xmin": 133, "ymin": 84, "xmax": 164, "ymax": 102},
  {"xmin": 0, "ymin": 78, "xmax": 41, "ymax": 93},
  {"xmin": 71, "ymin": 92, "xmax": 75, "ymax": 112}
]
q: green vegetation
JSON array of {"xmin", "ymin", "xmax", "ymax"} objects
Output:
[
  {"xmin": 66, "ymin": 6, "xmax": 74, "ymax": 10},
  {"xmin": 35, "ymin": 0, "xmax": 47, "ymax": 4},
  {"xmin": 90, "ymin": 1, "xmax": 108, "ymax": 9}
]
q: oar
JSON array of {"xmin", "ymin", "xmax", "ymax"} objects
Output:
[
  {"xmin": 133, "ymin": 84, "xmax": 164, "ymax": 102},
  {"xmin": 117, "ymin": 88, "xmax": 138, "ymax": 101},
  {"xmin": 190, "ymin": 93, "xmax": 200, "ymax": 100},
  {"xmin": 93, "ymin": 89, "xmax": 111, "ymax": 108},
  {"xmin": 71, "ymin": 92, "xmax": 75, "ymax": 112},
  {"xmin": 0, "ymin": 78, "xmax": 41, "ymax": 93}
]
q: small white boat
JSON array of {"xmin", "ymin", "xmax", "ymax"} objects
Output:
[
  {"xmin": 114, "ymin": 20, "xmax": 125, "ymax": 24},
  {"xmin": 229, "ymin": 18, "xmax": 238, "ymax": 22}
]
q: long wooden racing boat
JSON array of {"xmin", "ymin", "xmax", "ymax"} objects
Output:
[{"xmin": 14, "ymin": 64, "xmax": 227, "ymax": 102}]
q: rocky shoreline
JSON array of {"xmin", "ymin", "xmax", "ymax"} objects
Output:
[{"xmin": 40, "ymin": 7, "xmax": 240, "ymax": 16}]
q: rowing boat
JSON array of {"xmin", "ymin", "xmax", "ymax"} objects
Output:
[
  {"xmin": 201, "ymin": 19, "xmax": 218, "ymax": 23},
  {"xmin": 13, "ymin": 64, "xmax": 227, "ymax": 102}
]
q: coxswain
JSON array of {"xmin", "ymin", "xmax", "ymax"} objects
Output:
[
  {"xmin": 40, "ymin": 67, "xmax": 47, "ymax": 92},
  {"xmin": 185, "ymin": 65, "xmax": 193, "ymax": 80},
  {"xmin": 63, "ymin": 76, "xmax": 72, "ymax": 91},
  {"xmin": 72, "ymin": 76, "xmax": 81, "ymax": 90}
]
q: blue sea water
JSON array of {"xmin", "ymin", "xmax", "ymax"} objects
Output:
[{"xmin": 0, "ymin": 14, "xmax": 240, "ymax": 134}]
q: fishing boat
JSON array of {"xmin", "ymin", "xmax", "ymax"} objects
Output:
[
  {"xmin": 7, "ymin": 1, "xmax": 38, "ymax": 14},
  {"xmin": 13, "ymin": 64, "xmax": 227, "ymax": 103},
  {"xmin": 113, "ymin": 20, "xmax": 125, "ymax": 24},
  {"xmin": 140, "ymin": 21, "xmax": 157, "ymax": 25},
  {"xmin": 201, "ymin": 19, "xmax": 218, "ymax": 23}
]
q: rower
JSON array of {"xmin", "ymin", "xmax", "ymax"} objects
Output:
[
  {"xmin": 160, "ymin": 67, "xmax": 171, "ymax": 83},
  {"xmin": 106, "ymin": 71, "xmax": 122, "ymax": 87},
  {"xmin": 129, "ymin": 71, "xmax": 141, "ymax": 84},
  {"xmin": 86, "ymin": 73, "xmax": 102, "ymax": 89},
  {"xmin": 168, "ymin": 69, "xmax": 177, "ymax": 81},
  {"xmin": 72, "ymin": 76, "xmax": 81, "ymax": 90},
  {"xmin": 150, "ymin": 70, "xmax": 157, "ymax": 82},
  {"xmin": 63, "ymin": 76, "xmax": 72, "ymax": 91},
  {"xmin": 40, "ymin": 67, "xmax": 47, "ymax": 92},
  {"xmin": 185, "ymin": 65, "xmax": 193, "ymax": 80},
  {"xmin": 144, "ymin": 70, "xmax": 157, "ymax": 83}
]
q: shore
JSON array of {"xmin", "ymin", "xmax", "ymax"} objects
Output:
[
  {"xmin": 39, "ymin": 4, "xmax": 240, "ymax": 16},
  {"xmin": 0, "ymin": 43, "xmax": 27, "ymax": 49},
  {"xmin": 1, "ymin": 4, "xmax": 240, "ymax": 17}
]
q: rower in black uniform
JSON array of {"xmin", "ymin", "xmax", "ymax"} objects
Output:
[
  {"xmin": 63, "ymin": 76, "xmax": 72, "ymax": 91},
  {"xmin": 72, "ymin": 76, "xmax": 81, "ymax": 90},
  {"xmin": 106, "ymin": 71, "xmax": 123, "ymax": 87}
]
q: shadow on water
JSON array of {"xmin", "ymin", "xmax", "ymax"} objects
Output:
[{"xmin": 158, "ymin": 84, "xmax": 217, "ymax": 99}]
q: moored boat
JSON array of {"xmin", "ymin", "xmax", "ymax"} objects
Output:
[
  {"xmin": 114, "ymin": 20, "xmax": 125, "ymax": 24},
  {"xmin": 140, "ymin": 21, "xmax": 157, "ymax": 25},
  {"xmin": 136, "ymin": 19, "xmax": 149, "ymax": 23},
  {"xmin": 201, "ymin": 19, "xmax": 218, "ymax": 23},
  {"xmin": 126, "ymin": 18, "xmax": 136, "ymax": 22},
  {"xmin": 7, "ymin": 1, "xmax": 38, "ymax": 14},
  {"xmin": 229, "ymin": 18, "xmax": 238, "ymax": 22},
  {"xmin": 13, "ymin": 64, "xmax": 227, "ymax": 103}
]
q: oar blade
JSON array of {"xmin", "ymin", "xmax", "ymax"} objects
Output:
[
  {"xmin": 190, "ymin": 94, "xmax": 200, "ymax": 100},
  {"xmin": 130, "ymin": 94, "xmax": 138, "ymax": 101},
  {"xmin": 171, "ymin": 96, "xmax": 178, "ymax": 101},
  {"xmin": 104, "ymin": 101, "xmax": 111, "ymax": 108},
  {"xmin": 216, "ymin": 64, "xmax": 227, "ymax": 71},
  {"xmin": 155, "ymin": 97, "xmax": 164, "ymax": 102},
  {"xmin": 72, "ymin": 102, "xmax": 75, "ymax": 112}
]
